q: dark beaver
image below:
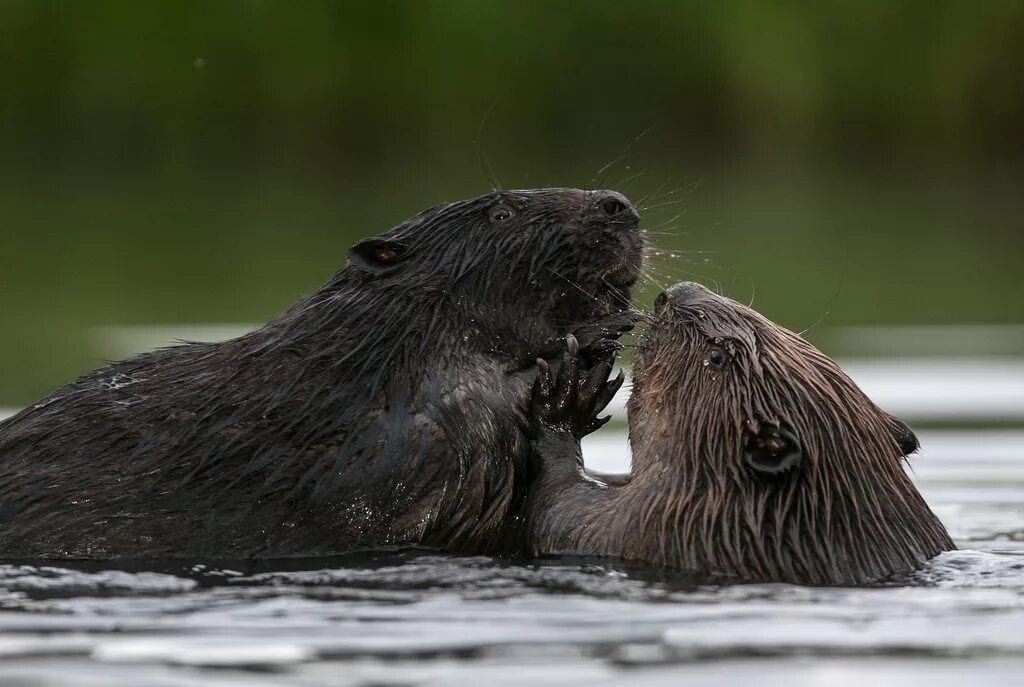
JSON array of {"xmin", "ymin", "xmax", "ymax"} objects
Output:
[
  {"xmin": 0, "ymin": 188, "xmax": 645, "ymax": 559},
  {"xmin": 526, "ymin": 281, "xmax": 954, "ymax": 586}
]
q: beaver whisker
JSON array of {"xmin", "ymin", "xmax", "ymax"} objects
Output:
[
  {"xmin": 638, "ymin": 199, "xmax": 684, "ymax": 214},
  {"xmin": 650, "ymin": 248, "xmax": 717, "ymax": 256},
  {"xmin": 640, "ymin": 274, "xmax": 670, "ymax": 294},
  {"xmin": 475, "ymin": 101, "xmax": 503, "ymax": 192},
  {"xmin": 637, "ymin": 184, "xmax": 691, "ymax": 211},
  {"xmin": 797, "ymin": 309, "xmax": 834, "ymax": 337},
  {"xmin": 637, "ymin": 189, "xmax": 684, "ymax": 209},
  {"xmin": 655, "ymin": 210, "xmax": 686, "ymax": 225},
  {"xmin": 642, "ymin": 221, "xmax": 685, "ymax": 233},
  {"xmin": 610, "ymin": 168, "xmax": 653, "ymax": 190},
  {"xmin": 636, "ymin": 178, "xmax": 701, "ymax": 217},
  {"xmin": 548, "ymin": 267, "xmax": 603, "ymax": 306},
  {"xmin": 644, "ymin": 212, "xmax": 686, "ymax": 233},
  {"xmin": 644, "ymin": 252, "xmax": 717, "ymax": 284},
  {"xmin": 598, "ymin": 279, "xmax": 637, "ymax": 312},
  {"xmin": 635, "ymin": 177, "xmax": 674, "ymax": 209},
  {"xmin": 592, "ymin": 124, "xmax": 658, "ymax": 188},
  {"xmin": 643, "ymin": 259, "xmax": 705, "ymax": 285}
]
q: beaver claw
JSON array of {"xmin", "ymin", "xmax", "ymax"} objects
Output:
[
  {"xmin": 572, "ymin": 309, "xmax": 641, "ymax": 363},
  {"xmin": 531, "ymin": 334, "xmax": 624, "ymax": 439}
]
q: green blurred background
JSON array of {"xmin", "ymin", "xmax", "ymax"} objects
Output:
[{"xmin": 1, "ymin": 1, "xmax": 1023, "ymax": 405}]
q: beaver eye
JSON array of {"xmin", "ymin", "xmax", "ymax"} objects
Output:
[
  {"xmin": 489, "ymin": 205, "xmax": 514, "ymax": 223},
  {"xmin": 707, "ymin": 346, "xmax": 730, "ymax": 369}
]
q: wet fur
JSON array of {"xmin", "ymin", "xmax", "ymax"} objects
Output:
[
  {"xmin": 0, "ymin": 188, "xmax": 644, "ymax": 559},
  {"xmin": 526, "ymin": 284, "xmax": 954, "ymax": 586}
]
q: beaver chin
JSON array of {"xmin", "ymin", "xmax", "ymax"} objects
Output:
[
  {"xmin": 602, "ymin": 267, "xmax": 639, "ymax": 292},
  {"xmin": 563, "ymin": 255, "xmax": 643, "ymax": 320},
  {"xmin": 598, "ymin": 248, "xmax": 644, "ymax": 295}
]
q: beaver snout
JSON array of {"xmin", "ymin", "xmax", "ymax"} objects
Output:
[
  {"xmin": 585, "ymin": 190, "xmax": 639, "ymax": 226},
  {"xmin": 653, "ymin": 291, "xmax": 669, "ymax": 315},
  {"xmin": 659, "ymin": 281, "xmax": 713, "ymax": 308}
]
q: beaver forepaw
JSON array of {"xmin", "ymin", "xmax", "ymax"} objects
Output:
[
  {"xmin": 573, "ymin": 309, "xmax": 641, "ymax": 363},
  {"xmin": 531, "ymin": 334, "xmax": 624, "ymax": 439}
]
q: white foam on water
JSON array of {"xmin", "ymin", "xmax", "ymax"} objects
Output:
[{"xmin": 92, "ymin": 638, "xmax": 314, "ymax": 667}]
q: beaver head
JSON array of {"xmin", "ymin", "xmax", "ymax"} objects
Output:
[
  {"xmin": 337, "ymin": 188, "xmax": 645, "ymax": 358},
  {"xmin": 627, "ymin": 282, "xmax": 954, "ymax": 585}
]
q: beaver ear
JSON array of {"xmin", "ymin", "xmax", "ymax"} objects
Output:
[
  {"xmin": 889, "ymin": 416, "xmax": 920, "ymax": 456},
  {"xmin": 348, "ymin": 238, "xmax": 408, "ymax": 273},
  {"xmin": 743, "ymin": 422, "xmax": 803, "ymax": 476}
]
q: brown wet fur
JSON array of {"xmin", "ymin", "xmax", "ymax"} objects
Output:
[{"xmin": 526, "ymin": 282, "xmax": 955, "ymax": 586}]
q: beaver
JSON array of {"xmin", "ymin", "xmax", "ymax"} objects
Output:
[
  {"xmin": 0, "ymin": 188, "xmax": 645, "ymax": 559},
  {"xmin": 526, "ymin": 281, "xmax": 955, "ymax": 586}
]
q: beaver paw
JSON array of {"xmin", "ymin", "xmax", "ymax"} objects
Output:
[
  {"xmin": 531, "ymin": 334, "xmax": 625, "ymax": 439},
  {"xmin": 572, "ymin": 309, "xmax": 642, "ymax": 364}
]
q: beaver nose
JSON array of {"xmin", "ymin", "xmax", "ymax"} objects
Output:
[
  {"xmin": 664, "ymin": 281, "xmax": 711, "ymax": 305},
  {"xmin": 653, "ymin": 291, "xmax": 669, "ymax": 315},
  {"xmin": 587, "ymin": 190, "xmax": 639, "ymax": 225}
]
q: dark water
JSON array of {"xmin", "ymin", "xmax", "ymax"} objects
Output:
[{"xmin": 0, "ymin": 427, "xmax": 1023, "ymax": 687}]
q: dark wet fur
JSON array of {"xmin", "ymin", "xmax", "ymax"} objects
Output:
[
  {"xmin": 527, "ymin": 283, "xmax": 954, "ymax": 586},
  {"xmin": 0, "ymin": 188, "xmax": 645, "ymax": 559}
]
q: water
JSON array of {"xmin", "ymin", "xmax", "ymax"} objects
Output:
[{"xmin": 1, "ymin": 339, "xmax": 1024, "ymax": 685}]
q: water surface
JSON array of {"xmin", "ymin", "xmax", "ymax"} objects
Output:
[{"xmin": 1, "ymin": 352, "xmax": 1023, "ymax": 686}]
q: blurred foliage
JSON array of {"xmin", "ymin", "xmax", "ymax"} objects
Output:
[
  {"xmin": 1, "ymin": 1, "xmax": 1023, "ymax": 403},
  {"xmin": 2, "ymin": 1, "xmax": 1023, "ymax": 168}
]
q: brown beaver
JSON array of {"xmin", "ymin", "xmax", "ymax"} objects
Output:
[
  {"xmin": 526, "ymin": 281, "xmax": 955, "ymax": 586},
  {"xmin": 0, "ymin": 188, "xmax": 645, "ymax": 560}
]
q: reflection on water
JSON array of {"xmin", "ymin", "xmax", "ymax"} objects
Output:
[
  {"xmin": 0, "ymin": 546, "xmax": 1023, "ymax": 686},
  {"xmin": 1, "ymin": 331, "xmax": 1023, "ymax": 685}
]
